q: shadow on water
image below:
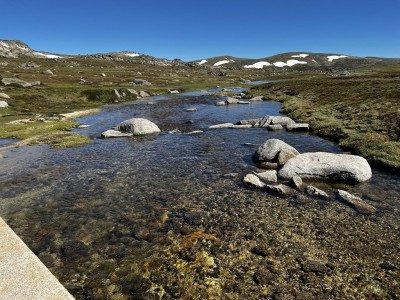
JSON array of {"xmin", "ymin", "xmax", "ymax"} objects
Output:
[{"xmin": 1, "ymin": 92, "xmax": 399, "ymax": 299}]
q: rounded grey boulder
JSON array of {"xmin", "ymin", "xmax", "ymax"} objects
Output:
[
  {"xmin": 279, "ymin": 152, "xmax": 372, "ymax": 183},
  {"xmin": 117, "ymin": 118, "xmax": 161, "ymax": 135},
  {"xmin": 253, "ymin": 139, "xmax": 300, "ymax": 166}
]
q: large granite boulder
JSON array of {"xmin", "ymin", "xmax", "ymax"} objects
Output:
[
  {"xmin": 253, "ymin": 139, "xmax": 300, "ymax": 166},
  {"xmin": 0, "ymin": 101, "xmax": 9, "ymax": 108},
  {"xmin": 117, "ymin": 118, "xmax": 160, "ymax": 135},
  {"xmin": 279, "ymin": 152, "xmax": 372, "ymax": 183}
]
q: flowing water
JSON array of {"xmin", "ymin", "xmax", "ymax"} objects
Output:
[{"xmin": 0, "ymin": 92, "xmax": 399, "ymax": 299}]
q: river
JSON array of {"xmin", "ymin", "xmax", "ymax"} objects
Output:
[{"xmin": 0, "ymin": 91, "xmax": 399, "ymax": 299}]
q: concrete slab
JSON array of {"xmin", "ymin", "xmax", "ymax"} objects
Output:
[{"xmin": 0, "ymin": 218, "xmax": 74, "ymax": 300}]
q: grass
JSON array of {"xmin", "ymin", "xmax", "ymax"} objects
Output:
[{"xmin": 248, "ymin": 69, "xmax": 400, "ymax": 172}]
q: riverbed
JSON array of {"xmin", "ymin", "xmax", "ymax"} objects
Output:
[{"xmin": 0, "ymin": 92, "xmax": 399, "ymax": 299}]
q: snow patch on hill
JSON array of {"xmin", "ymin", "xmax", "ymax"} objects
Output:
[
  {"xmin": 214, "ymin": 59, "xmax": 234, "ymax": 66},
  {"xmin": 244, "ymin": 61, "xmax": 271, "ymax": 69},
  {"xmin": 124, "ymin": 53, "xmax": 141, "ymax": 57},
  {"xmin": 292, "ymin": 54, "xmax": 309, "ymax": 58},
  {"xmin": 34, "ymin": 52, "xmax": 62, "ymax": 59},
  {"xmin": 198, "ymin": 59, "xmax": 207, "ymax": 65},
  {"xmin": 327, "ymin": 55, "xmax": 347, "ymax": 62},
  {"xmin": 273, "ymin": 60, "xmax": 308, "ymax": 67}
]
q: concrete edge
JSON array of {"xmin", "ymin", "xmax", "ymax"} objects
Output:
[{"xmin": 0, "ymin": 217, "xmax": 74, "ymax": 300}]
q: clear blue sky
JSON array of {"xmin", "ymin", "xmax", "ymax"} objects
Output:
[{"xmin": 1, "ymin": 0, "xmax": 399, "ymax": 60}]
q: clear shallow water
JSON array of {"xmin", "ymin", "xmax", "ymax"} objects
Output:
[{"xmin": 1, "ymin": 94, "xmax": 399, "ymax": 299}]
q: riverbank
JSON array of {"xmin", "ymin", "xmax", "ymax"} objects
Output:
[{"xmin": 247, "ymin": 72, "xmax": 400, "ymax": 173}]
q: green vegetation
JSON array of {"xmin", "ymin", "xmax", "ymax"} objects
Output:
[{"xmin": 248, "ymin": 68, "xmax": 400, "ymax": 172}]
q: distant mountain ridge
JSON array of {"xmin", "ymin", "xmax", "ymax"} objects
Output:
[
  {"xmin": 189, "ymin": 52, "xmax": 400, "ymax": 71},
  {"xmin": 1, "ymin": 39, "xmax": 399, "ymax": 70}
]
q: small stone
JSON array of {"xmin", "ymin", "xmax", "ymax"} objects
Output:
[
  {"xmin": 243, "ymin": 174, "xmax": 266, "ymax": 188},
  {"xmin": 185, "ymin": 108, "xmax": 197, "ymax": 112},
  {"xmin": 251, "ymin": 245, "xmax": 270, "ymax": 257},
  {"xmin": 0, "ymin": 101, "xmax": 8, "ymax": 108},
  {"xmin": 301, "ymin": 260, "xmax": 329, "ymax": 274},
  {"xmin": 139, "ymin": 91, "xmax": 150, "ymax": 98},
  {"xmin": 289, "ymin": 176, "xmax": 304, "ymax": 190},
  {"xmin": 250, "ymin": 96, "xmax": 264, "ymax": 101},
  {"xmin": 253, "ymin": 267, "xmax": 274, "ymax": 285},
  {"xmin": 169, "ymin": 90, "xmax": 180, "ymax": 94},
  {"xmin": 286, "ymin": 123, "xmax": 310, "ymax": 131},
  {"xmin": 293, "ymin": 194, "xmax": 313, "ymax": 205},
  {"xmin": 379, "ymin": 261, "xmax": 397, "ymax": 270},
  {"xmin": 41, "ymin": 69, "xmax": 54, "ymax": 75},
  {"xmin": 306, "ymin": 186, "xmax": 329, "ymax": 198},
  {"xmin": 0, "ymin": 93, "xmax": 11, "ymax": 99},
  {"xmin": 101, "ymin": 73, "xmax": 107, "ymax": 77},
  {"xmin": 225, "ymin": 97, "xmax": 239, "ymax": 104},
  {"xmin": 266, "ymin": 184, "xmax": 295, "ymax": 196}
]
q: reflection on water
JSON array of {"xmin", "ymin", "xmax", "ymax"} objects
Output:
[{"xmin": 0, "ymin": 94, "xmax": 399, "ymax": 299}]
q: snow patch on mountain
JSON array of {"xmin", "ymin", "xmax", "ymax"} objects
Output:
[
  {"xmin": 198, "ymin": 59, "xmax": 207, "ymax": 65},
  {"xmin": 273, "ymin": 60, "xmax": 308, "ymax": 67},
  {"xmin": 327, "ymin": 55, "xmax": 348, "ymax": 62},
  {"xmin": 124, "ymin": 53, "xmax": 141, "ymax": 57},
  {"xmin": 34, "ymin": 52, "xmax": 63, "ymax": 59},
  {"xmin": 291, "ymin": 54, "xmax": 309, "ymax": 58},
  {"xmin": 244, "ymin": 61, "xmax": 271, "ymax": 69},
  {"xmin": 214, "ymin": 59, "xmax": 234, "ymax": 66}
]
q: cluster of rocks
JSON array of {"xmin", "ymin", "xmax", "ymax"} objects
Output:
[
  {"xmin": 209, "ymin": 115, "xmax": 309, "ymax": 132},
  {"xmin": 101, "ymin": 118, "xmax": 160, "ymax": 138},
  {"xmin": 243, "ymin": 138, "xmax": 376, "ymax": 215}
]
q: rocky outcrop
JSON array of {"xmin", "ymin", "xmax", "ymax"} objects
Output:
[
  {"xmin": 337, "ymin": 190, "xmax": 377, "ymax": 214},
  {"xmin": 1, "ymin": 78, "xmax": 32, "ymax": 87},
  {"xmin": 253, "ymin": 139, "xmax": 300, "ymax": 166},
  {"xmin": 279, "ymin": 152, "xmax": 372, "ymax": 183},
  {"xmin": 116, "ymin": 118, "xmax": 161, "ymax": 135}
]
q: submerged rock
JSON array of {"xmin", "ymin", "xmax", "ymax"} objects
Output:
[
  {"xmin": 215, "ymin": 101, "xmax": 226, "ymax": 106},
  {"xmin": 209, "ymin": 123, "xmax": 234, "ymax": 129},
  {"xmin": 253, "ymin": 139, "xmax": 300, "ymax": 166},
  {"xmin": 266, "ymin": 184, "xmax": 295, "ymax": 196},
  {"xmin": 266, "ymin": 124, "xmax": 283, "ymax": 131},
  {"xmin": 306, "ymin": 186, "xmax": 329, "ymax": 199},
  {"xmin": 225, "ymin": 97, "xmax": 239, "ymax": 104},
  {"xmin": 279, "ymin": 152, "xmax": 372, "ymax": 183},
  {"xmin": 337, "ymin": 189, "xmax": 377, "ymax": 214},
  {"xmin": 117, "ymin": 118, "xmax": 161, "ymax": 135}
]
